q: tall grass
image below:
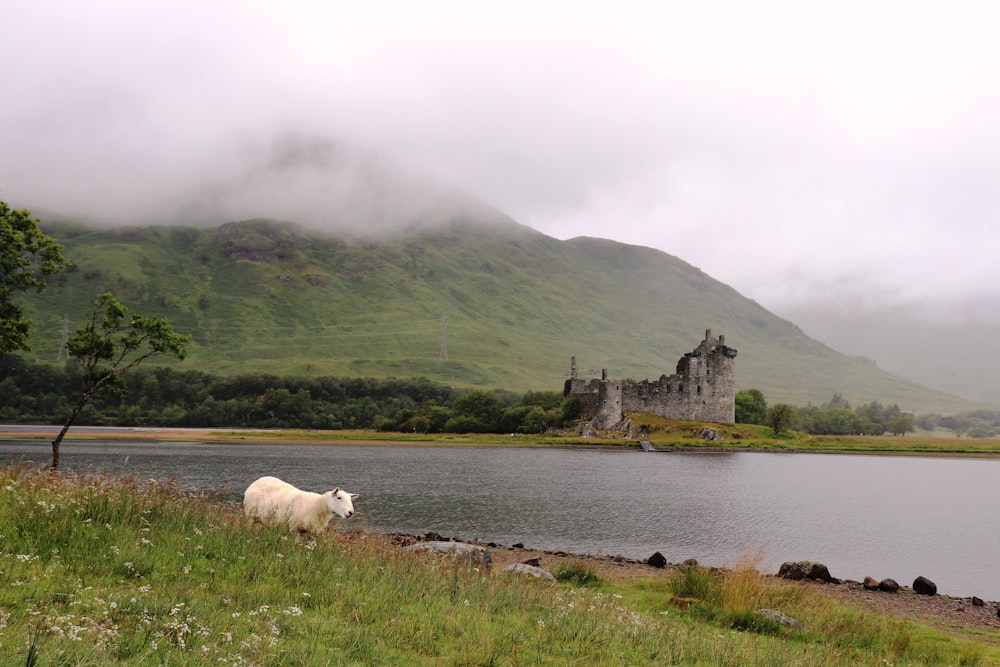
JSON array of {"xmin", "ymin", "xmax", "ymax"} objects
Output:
[
  {"xmin": 659, "ymin": 554, "xmax": 994, "ymax": 666},
  {"xmin": 0, "ymin": 464, "xmax": 994, "ymax": 665}
]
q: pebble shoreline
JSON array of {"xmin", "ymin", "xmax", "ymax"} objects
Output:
[{"xmin": 383, "ymin": 529, "xmax": 1000, "ymax": 607}]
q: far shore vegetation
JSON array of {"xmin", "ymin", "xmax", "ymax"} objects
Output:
[
  {"xmin": 2, "ymin": 464, "xmax": 997, "ymax": 666},
  {"xmin": 8, "ymin": 421, "xmax": 1000, "ymax": 458},
  {"xmin": 3, "ymin": 356, "xmax": 1000, "ymax": 457}
]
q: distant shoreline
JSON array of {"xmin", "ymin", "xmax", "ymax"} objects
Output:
[
  {"xmin": 0, "ymin": 426, "xmax": 599, "ymax": 451},
  {"xmin": 0, "ymin": 427, "xmax": 564, "ymax": 448},
  {"xmin": 2, "ymin": 425, "xmax": 999, "ymax": 458}
]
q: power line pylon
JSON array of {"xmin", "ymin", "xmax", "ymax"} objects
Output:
[
  {"xmin": 56, "ymin": 314, "xmax": 69, "ymax": 361},
  {"xmin": 439, "ymin": 314, "xmax": 447, "ymax": 361}
]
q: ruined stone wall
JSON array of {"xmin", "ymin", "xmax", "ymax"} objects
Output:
[
  {"xmin": 564, "ymin": 367, "xmax": 623, "ymax": 426},
  {"xmin": 565, "ymin": 330, "xmax": 737, "ymax": 426},
  {"xmin": 564, "ymin": 378, "xmax": 601, "ymax": 418}
]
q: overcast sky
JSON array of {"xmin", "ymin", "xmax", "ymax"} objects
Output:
[{"xmin": 4, "ymin": 1, "xmax": 999, "ymax": 322}]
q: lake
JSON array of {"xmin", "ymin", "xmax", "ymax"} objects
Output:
[{"xmin": 2, "ymin": 439, "xmax": 997, "ymax": 600}]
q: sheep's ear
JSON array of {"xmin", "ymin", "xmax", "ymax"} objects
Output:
[
  {"xmin": 332, "ymin": 487, "xmax": 340, "ymax": 494},
  {"xmin": 350, "ymin": 493, "xmax": 359, "ymax": 500}
]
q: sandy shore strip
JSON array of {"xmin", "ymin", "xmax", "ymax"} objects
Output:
[{"xmin": 0, "ymin": 427, "xmax": 506, "ymax": 447}]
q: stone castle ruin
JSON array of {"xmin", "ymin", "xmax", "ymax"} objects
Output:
[{"xmin": 564, "ymin": 329, "xmax": 738, "ymax": 426}]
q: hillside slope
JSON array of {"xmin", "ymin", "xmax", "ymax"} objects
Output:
[{"xmin": 22, "ymin": 218, "xmax": 975, "ymax": 413}]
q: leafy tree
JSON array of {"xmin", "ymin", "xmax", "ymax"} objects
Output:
[
  {"xmin": 451, "ymin": 390, "xmax": 505, "ymax": 432},
  {"xmin": 422, "ymin": 405, "xmax": 452, "ymax": 433},
  {"xmin": 0, "ymin": 202, "xmax": 68, "ymax": 353},
  {"xmin": 559, "ymin": 396, "xmax": 581, "ymax": 424},
  {"xmin": 765, "ymin": 403, "xmax": 795, "ymax": 437},
  {"xmin": 372, "ymin": 415, "xmax": 395, "ymax": 432},
  {"xmin": 855, "ymin": 402, "xmax": 886, "ymax": 435},
  {"xmin": 519, "ymin": 390, "xmax": 563, "ymax": 410},
  {"xmin": 258, "ymin": 387, "xmax": 313, "ymax": 426},
  {"xmin": 399, "ymin": 414, "xmax": 431, "ymax": 434},
  {"xmin": 886, "ymin": 412, "xmax": 915, "ymax": 437},
  {"xmin": 967, "ymin": 423, "xmax": 997, "ymax": 438},
  {"xmin": 734, "ymin": 388, "xmax": 768, "ymax": 424},
  {"xmin": 443, "ymin": 414, "xmax": 486, "ymax": 433},
  {"xmin": 818, "ymin": 408, "xmax": 860, "ymax": 435},
  {"xmin": 520, "ymin": 406, "xmax": 549, "ymax": 434},
  {"xmin": 937, "ymin": 415, "xmax": 961, "ymax": 431},
  {"xmin": 50, "ymin": 293, "xmax": 190, "ymax": 468},
  {"xmin": 498, "ymin": 405, "xmax": 532, "ymax": 433},
  {"xmin": 916, "ymin": 413, "xmax": 938, "ymax": 431}
]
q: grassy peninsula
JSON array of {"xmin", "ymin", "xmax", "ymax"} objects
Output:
[{"xmin": 1, "ymin": 464, "xmax": 996, "ymax": 665}]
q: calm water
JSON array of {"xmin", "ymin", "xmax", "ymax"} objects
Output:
[{"xmin": 2, "ymin": 439, "xmax": 997, "ymax": 600}]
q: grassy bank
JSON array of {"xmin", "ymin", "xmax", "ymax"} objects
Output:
[{"xmin": 1, "ymin": 464, "xmax": 996, "ymax": 665}]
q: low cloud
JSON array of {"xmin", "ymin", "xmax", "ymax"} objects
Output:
[{"xmin": 3, "ymin": 0, "xmax": 999, "ymax": 321}]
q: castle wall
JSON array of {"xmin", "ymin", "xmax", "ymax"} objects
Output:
[
  {"xmin": 565, "ymin": 330, "xmax": 737, "ymax": 426},
  {"xmin": 564, "ymin": 373, "xmax": 623, "ymax": 424}
]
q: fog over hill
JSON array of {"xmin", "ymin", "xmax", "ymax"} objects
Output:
[
  {"xmin": 781, "ymin": 304, "xmax": 1000, "ymax": 406},
  {"xmin": 38, "ymin": 134, "xmax": 508, "ymax": 238},
  {"xmin": 7, "ymin": 134, "xmax": 987, "ymax": 412},
  {"xmin": 5, "ymin": 2, "xmax": 1000, "ymax": 409}
]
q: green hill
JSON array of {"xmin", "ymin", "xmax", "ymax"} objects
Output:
[{"xmin": 21, "ymin": 217, "xmax": 975, "ymax": 414}]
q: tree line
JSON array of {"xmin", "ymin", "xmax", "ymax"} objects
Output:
[
  {"xmin": 0, "ymin": 355, "xmax": 581, "ymax": 434},
  {"xmin": 738, "ymin": 389, "xmax": 915, "ymax": 436},
  {"xmin": 5, "ymin": 350, "xmax": 1000, "ymax": 439},
  {"xmin": 735, "ymin": 389, "xmax": 1000, "ymax": 438}
]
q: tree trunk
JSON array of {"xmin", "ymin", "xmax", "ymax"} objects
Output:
[{"xmin": 51, "ymin": 392, "xmax": 91, "ymax": 469}]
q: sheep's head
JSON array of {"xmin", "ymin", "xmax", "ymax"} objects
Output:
[{"xmin": 325, "ymin": 488, "xmax": 359, "ymax": 518}]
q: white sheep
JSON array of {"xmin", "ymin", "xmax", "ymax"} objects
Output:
[{"xmin": 243, "ymin": 476, "xmax": 358, "ymax": 534}]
